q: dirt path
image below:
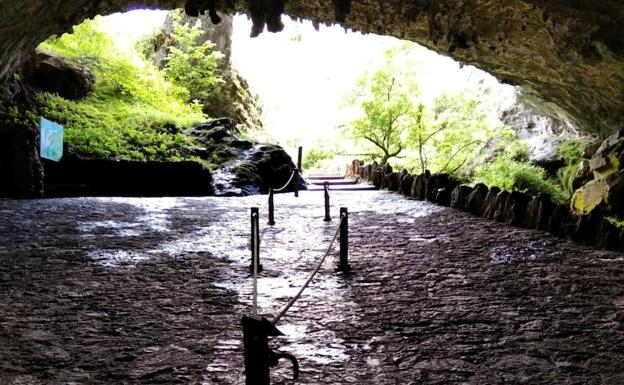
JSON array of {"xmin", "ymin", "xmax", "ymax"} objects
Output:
[{"xmin": 1, "ymin": 191, "xmax": 623, "ymax": 384}]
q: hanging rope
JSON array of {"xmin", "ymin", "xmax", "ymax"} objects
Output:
[
  {"xmin": 272, "ymin": 215, "xmax": 344, "ymax": 325},
  {"xmin": 273, "ymin": 170, "xmax": 298, "ymax": 192}
]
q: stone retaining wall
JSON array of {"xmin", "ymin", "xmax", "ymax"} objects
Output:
[{"xmin": 347, "ymin": 159, "xmax": 624, "ymax": 252}]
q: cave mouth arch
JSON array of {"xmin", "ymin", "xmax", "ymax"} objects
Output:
[{"xmin": 1, "ymin": 0, "xmax": 624, "ymax": 136}]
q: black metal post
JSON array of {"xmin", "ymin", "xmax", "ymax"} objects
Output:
[
  {"xmin": 324, "ymin": 182, "xmax": 331, "ymax": 222},
  {"xmin": 339, "ymin": 207, "xmax": 350, "ymax": 272},
  {"xmin": 294, "ymin": 170, "xmax": 299, "ymax": 198},
  {"xmin": 297, "ymin": 146, "xmax": 303, "ymax": 171},
  {"xmin": 268, "ymin": 188, "xmax": 275, "ymax": 226},
  {"xmin": 250, "ymin": 207, "xmax": 262, "ymax": 273}
]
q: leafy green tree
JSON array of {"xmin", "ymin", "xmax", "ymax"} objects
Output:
[
  {"xmin": 428, "ymin": 93, "xmax": 491, "ymax": 174},
  {"xmin": 163, "ymin": 12, "xmax": 223, "ymax": 102},
  {"xmin": 347, "ymin": 63, "xmax": 425, "ymax": 165}
]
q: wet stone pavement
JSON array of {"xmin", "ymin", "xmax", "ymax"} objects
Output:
[{"xmin": 1, "ymin": 191, "xmax": 624, "ymax": 384}]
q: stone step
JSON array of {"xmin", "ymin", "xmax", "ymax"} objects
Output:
[
  {"xmin": 305, "ymin": 175, "xmax": 346, "ymax": 180},
  {"xmin": 308, "ymin": 184, "xmax": 377, "ymax": 191},
  {"xmin": 309, "ymin": 180, "xmax": 358, "ymax": 186}
]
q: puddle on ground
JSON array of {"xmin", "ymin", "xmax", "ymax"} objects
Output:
[{"xmin": 489, "ymin": 240, "xmax": 563, "ymax": 265}]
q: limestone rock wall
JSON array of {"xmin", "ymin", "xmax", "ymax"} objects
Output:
[{"xmin": 154, "ymin": 13, "xmax": 263, "ymax": 131}]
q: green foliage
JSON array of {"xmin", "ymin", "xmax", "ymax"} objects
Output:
[
  {"xmin": 303, "ymin": 147, "xmax": 336, "ymax": 170},
  {"xmin": 558, "ymin": 140, "xmax": 585, "ymax": 166},
  {"xmin": 425, "ymin": 93, "xmax": 492, "ymax": 175},
  {"xmin": 475, "ymin": 158, "xmax": 566, "ymax": 204},
  {"xmin": 162, "ymin": 11, "xmax": 224, "ymax": 102},
  {"xmin": 346, "ymin": 51, "xmax": 424, "ymax": 165},
  {"xmin": 605, "ymin": 216, "xmax": 624, "ymax": 230},
  {"xmin": 556, "ymin": 140, "xmax": 586, "ymax": 198},
  {"xmin": 36, "ymin": 16, "xmax": 207, "ymax": 160}
]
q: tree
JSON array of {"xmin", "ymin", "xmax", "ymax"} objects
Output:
[
  {"xmin": 427, "ymin": 93, "xmax": 491, "ymax": 175},
  {"xmin": 163, "ymin": 12, "xmax": 223, "ymax": 102},
  {"xmin": 347, "ymin": 67, "xmax": 425, "ymax": 165}
]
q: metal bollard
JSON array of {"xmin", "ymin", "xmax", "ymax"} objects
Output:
[
  {"xmin": 339, "ymin": 207, "xmax": 350, "ymax": 272},
  {"xmin": 268, "ymin": 188, "xmax": 275, "ymax": 226},
  {"xmin": 294, "ymin": 170, "xmax": 299, "ymax": 198},
  {"xmin": 242, "ymin": 316, "xmax": 299, "ymax": 385},
  {"xmin": 297, "ymin": 146, "xmax": 303, "ymax": 171},
  {"xmin": 250, "ymin": 207, "xmax": 262, "ymax": 273},
  {"xmin": 324, "ymin": 182, "xmax": 331, "ymax": 222}
]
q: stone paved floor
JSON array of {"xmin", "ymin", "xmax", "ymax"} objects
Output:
[{"xmin": 1, "ymin": 191, "xmax": 624, "ymax": 384}]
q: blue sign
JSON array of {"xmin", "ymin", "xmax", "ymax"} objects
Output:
[{"xmin": 40, "ymin": 117, "xmax": 64, "ymax": 161}]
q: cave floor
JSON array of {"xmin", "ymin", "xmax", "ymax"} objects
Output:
[{"xmin": 1, "ymin": 191, "xmax": 624, "ymax": 385}]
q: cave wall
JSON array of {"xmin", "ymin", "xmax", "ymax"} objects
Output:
[{"xmin": 0, "ymin": 1, "xmax": 622, "ymax": 136}]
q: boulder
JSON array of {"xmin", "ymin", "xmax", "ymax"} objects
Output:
[
  {"xmin": 482, "ymin": 186, "xmax": 501, "ymax": 220},
  {"xmin": 567, "ymin": 208, "xmax": 606, "ymax": 245},
  {"xmin": 426, "ymin": 173, "xmax": 453, "ymax": 202},
  {"xmin": 536, "ymin": 193, "xmax": 555, "ymax": 231},
  {"xmin": 589, "ymin": 129, "xmax": 624, "ymax": 179},
  {"xmin": 571, "ymin": 171, "xmax": 624, "ymax": 216},
  {"xmin": 411, "ymin": 174, "xmax": 427, "ymax": 200},
  {"xmin": 572, "ymin": 159, "xmax": 592, "ymax": 190},
  {"xmin": 493, "ymin": 191, "xmax": 511, "ymax": 222},
  {"xmin": 596, "ymin": 219, "xmax": 624, "ymax": 251},
  {"xmin": 503, "ymin": 191, "xmax": 531, "ymax": 226},
  {"xmin": 385, "ymin": 172, "xmax": 400, "ymax": 191},
  {"xmin": 23, "ymin": 50, "xmax": 94, "ymax": 100},
  {"xmin": 371, "ymin": 165, "xmax": 384, "ymax": 189},
  {"xmin": 450, "ymin": 185, "xmax": 473, "ymax": 211},
  {"xmin": 549, "ymin": 204, "xmax": 572, "ymax": 237},
  {"xmin": 525, "ymin": 197, "xmax": 540, "ymax": 229},
  {"xmin": 399, "ymin": 173, "xmax": 414, "ymax": 196},
  {"xmin": 466, "ymin": 183, "xmax": 489, "ymax": 216},
  {"xmin": 435, "ymin": 187, "xmax": 451, "ymax": 206}
]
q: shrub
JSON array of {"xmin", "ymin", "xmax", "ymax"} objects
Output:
[
  {"xmin": 36, "ymin": 16, "xmax": 207, "ymax": 161},
  {"xmin": 475, "ymin": 158, "xmax": 567, "ymax": 203}
]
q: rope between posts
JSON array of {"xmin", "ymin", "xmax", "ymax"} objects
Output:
[
  {"xmin": 273, "ymin": 169, "xmax": 298, "ymax": 192},
  {"xmin": 272, "ymin": 214, "xmax": 345, "ymax": 325}
]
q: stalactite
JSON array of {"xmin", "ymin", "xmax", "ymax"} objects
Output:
[
  {"xmin": 332, "ymin": 0, "xmax": 351, "ymax": 23},
  {"xmin": 248, "ymin": 0, "xmax": 284, "ymax": 37}
]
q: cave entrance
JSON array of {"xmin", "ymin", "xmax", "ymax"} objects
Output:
[{"xmin": 7, "ymin": 6, "xmax": 588, "ymax": 202}]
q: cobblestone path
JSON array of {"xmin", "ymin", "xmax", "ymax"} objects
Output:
[{"xmin": 1, "ymin": 191, "xmax": 624, "ymax": 384}]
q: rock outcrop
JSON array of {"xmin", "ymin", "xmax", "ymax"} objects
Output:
[
  {"xmin": 21, "ymin": 51, "xmax": 95, "ymax": 100},
  {"xmin": 154, "ymin": 12, "xmax": 264, "ymax": 132}
]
